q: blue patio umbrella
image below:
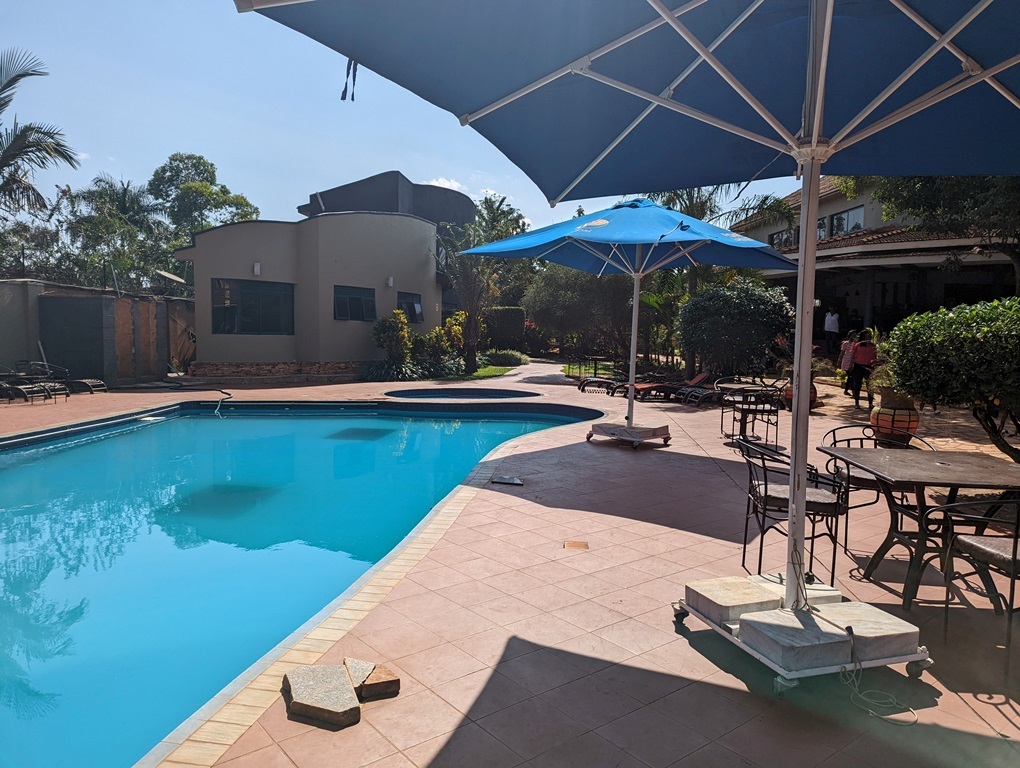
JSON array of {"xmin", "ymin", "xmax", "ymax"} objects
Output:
[
  {"xmin": 235, "ymin": 0, "xmax": 1020, "ymax": 606},
  {"xmin": 464, "ymin": 198, "xmax": 795, "ymax": 428}
]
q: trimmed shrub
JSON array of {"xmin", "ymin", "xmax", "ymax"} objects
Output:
[
  {"xmin": 888, "ymin": 297, "xmax": 1020, "ymax": 461},
  {"xmin": 678, "ymin": 279, "xmax": 793, "ymax": 375},
  {"xmin": 485, "ymin": 349, "xmax": 529, "ymax": 367},
  {"xmin": 359, "ymin": 360, "xmax": 425, "ymax": 382}
]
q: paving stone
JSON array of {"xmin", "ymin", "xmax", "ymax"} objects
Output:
[
  {"xmin": 738, "ymin": 608, "xmax": 852, "ymax": 672},
  {"xmin": 344, "ymin": 657, "xmax": 376, "ymax": 693},
  {"xmin": 361, "ymin": 663, "xmax": 401, "ymax": 701},
  {"xmin": 685, "ymin": 576, "xmax": 782, "ymax": 625},
  {"xmin": 282, "ymin": 665, "xmax": 361, "ymax": 727},
  {"xmin": 748, "ymin": 573, "xmax": 843, "ymax": 607},
  {"xmin": 814, "ymin": 601, "xmax": 921, "ymax": 662}
]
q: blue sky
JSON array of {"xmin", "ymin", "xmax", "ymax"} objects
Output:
[{"xmin": 9, "ymin": 0, "xmax": 801, "ymax": 230}]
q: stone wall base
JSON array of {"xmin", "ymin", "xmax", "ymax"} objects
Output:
[{"xmin": 190, "ymin": 361, "xmax": 363, "ymax": 383}]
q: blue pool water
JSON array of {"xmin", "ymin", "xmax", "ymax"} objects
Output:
[{"xmin": 0, "ymin": 408, "xmax": 575, "ymax": 767}]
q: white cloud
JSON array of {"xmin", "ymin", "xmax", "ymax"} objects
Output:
[{"xmin": 424, "ymin": 177, "xmax": 467, "ymax": 193}]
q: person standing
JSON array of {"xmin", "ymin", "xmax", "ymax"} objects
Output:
[
  {"xmin": 837, "ymin": 331, "xmax": 858, "ymax": 396},
  {"xmin": 849, "ymin": 330, "xmax": 877, "ymax": 409},
  {"xmin": 823, "ymin": 306, "xmax": 840, "ymax": 353}
]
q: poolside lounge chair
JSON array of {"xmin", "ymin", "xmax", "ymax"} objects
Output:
[{"xmin": 1, "ymin": 380, "xmax": 57, "ymax": 403}]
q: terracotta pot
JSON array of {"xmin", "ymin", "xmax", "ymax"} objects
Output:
[
  {"xmin": 782, "ymin": 382, "xmax": 818, "ymax": 410},
  {"xmin": 869, "ymin": 386, "xmax": 919, "ymax": 443}
]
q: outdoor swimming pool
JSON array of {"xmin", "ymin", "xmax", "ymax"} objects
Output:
[{"xmin": 0, "ymin": 404, "xmax": 588, "ymax": 767}]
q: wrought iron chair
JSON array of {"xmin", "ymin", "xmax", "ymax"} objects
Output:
[
  {"xmin": 821, "ymin": 423, "xmax": 936, "ymax": 550},
  {"xmin": 925, "ymin": 496, "xmax": 1020, "ymax": 680},
  {"xmin": 736, "ymin": 438, "xmax": 849, "ymax": 585},
  {"xmin": 722, "ymin": 385, "xmax": 781, "ymax": 448}
]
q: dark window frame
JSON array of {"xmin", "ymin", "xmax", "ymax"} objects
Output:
[
  {"xmin": 211, "ymin": 278, "xmax": 294, "ymax": 335},
  {"xmin": 334, "ymin": 285, "xmax": 378, "ymax": 322},
  {"xmin": 397, "ymin": 291, "xmax": 424, "ymax": 323},
  {"xmin": 830, "ymin": 205, "xmax": 865, "ymax": 237}
]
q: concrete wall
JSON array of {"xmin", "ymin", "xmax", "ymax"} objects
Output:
[
  {"xmin": 38, "ymin": 295, "xmax": 116, "ymax": 383},
  {"xmin": 178, "ymin": 212, "xmax": 442, "ymax": 364},
  {"xmin": 0, "ymin": 281, "xmax": 44, "ymax": 366}
]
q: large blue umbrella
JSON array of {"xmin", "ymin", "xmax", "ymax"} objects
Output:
[
  {"xmin": 464, "ymin": 197, "xmax": 795, "ymax": 428},
  {"xmin": 236, "ymin": 0, "xmax": 1020, "ymax": 607}
]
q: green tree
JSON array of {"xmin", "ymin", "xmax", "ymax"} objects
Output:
[
  {"xmin": 887, "ymin": 298, "xmax": 1020, "ymax": 462},
  {"xmin": 148, "ymin": 152, "xmax": 259, "ymax": 234},
  {"xmin": 678, "ymin": 278, "xmax": 793, "ymax": 375},
  {"xmin": 834, "ymin": 175, "xmax": 1020, "ymax": 296},
  {"xmin": 439, "ymin": 193, "xmax": 529, "ymax": 373},
  {"xmin": 0, "ymin": 49, "xmax": 78, "ymax": 219}
]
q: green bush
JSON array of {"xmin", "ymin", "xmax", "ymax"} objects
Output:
[
  {"xmin": 484, "ymin": 349, "xmax": 529, "ymax": 366},
  {"xmin": 359, "ymin": 360, "xmax": 424, "ymax": 382},
  {"xmin": 678, "ymin": 279, "xmax": 793, "ymax": 376},
  {"xmin": 888, "ymin": 297, "xmax": 1020, "ymax": 461},
  {"xmin": 372, "ymin": 310, "xmax": 412, "ymax": 364}
]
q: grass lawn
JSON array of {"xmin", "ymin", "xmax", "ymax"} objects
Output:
[{"xmin": 443, "ymin": 366, "xmax": 513, "ymax": 381}]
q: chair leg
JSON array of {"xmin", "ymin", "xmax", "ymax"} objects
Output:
[
  {"xmin": 741, "ymin": 498, "xmax": 752, "ymax": 571},
  {"xmin": 943, "ymin": 551, "xmax": 953, "ymax": 643},
  {"xmin": 975, "ymin": 563, "xmax": 1004, "ymax": 615},
  {"xmin": 829, "ymin": 516, "xmax": 839, "ymax": 586}
]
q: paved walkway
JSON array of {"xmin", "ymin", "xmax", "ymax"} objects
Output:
[{"xmin": 3, "ymin": 362, "xmax": 1018, "ymax": 768}]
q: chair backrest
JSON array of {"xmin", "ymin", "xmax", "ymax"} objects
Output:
[
  {"xmin": 821, "ymin": 423, "xmax": 935, "ymax": 451},
  {"xmin": 925, "ymin": 497, "xmax": 1020, "ymax": 566},
  {"xmin": 687, "ymin": 371, "xmax": 709, "ymax": 388}
]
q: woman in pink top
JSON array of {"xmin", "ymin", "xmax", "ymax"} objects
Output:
[
  {"xmin": 837, "ymin": 331, "xmax": 858, "ymax": 395},
  {"xmin": 849, "ymin": 330, "xmax": 877, "ymax": 409}
]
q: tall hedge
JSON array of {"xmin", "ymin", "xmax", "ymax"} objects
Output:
[
  {"xmin": 678, "ymin": 279, "xmax": 793, "ymax": 375},
  {"xmin": 888, "ymin": 297, "xmax": 1020, "ymax": 461},
  {"xmin": 485, "ymin": 306, "xmax": 526, "ymax": 350}
]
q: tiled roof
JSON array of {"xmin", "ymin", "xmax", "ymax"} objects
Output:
[
  {"xmin": 779, "ymin": 175, "xmax": 841, "ymax": 207},
  {"xmin": 773, "ymin": 225, "xmax": 972, "ymax": 254}
]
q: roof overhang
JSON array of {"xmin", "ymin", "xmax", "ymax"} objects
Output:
[{"xmin": 761, "ymin": 248, "xmax": 1010, "ymax": 277}]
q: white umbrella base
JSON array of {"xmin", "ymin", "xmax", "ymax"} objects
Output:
[
  {"xmin": 586, "ymin": 422, "xmax": 671, "ymax": 449},
  {"xmin": 674, "ymin": 576, "xmax": 932, "ymax": 695}
]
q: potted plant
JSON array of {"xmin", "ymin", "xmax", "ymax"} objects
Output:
[
  {"xmin": 779, "ymin": 357, "xmax": 824, "ymax": 410},
  {"xmin": 867, "ymin": 335, "xmax": 919, "ymax": 442}
]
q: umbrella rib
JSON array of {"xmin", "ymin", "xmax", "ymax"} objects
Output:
[
  {"xmin": 459, "ymin": 0, "xmax": 708, "ymax": 126},
  {"xmin": 836, "ymin": 51, "xmax": 1020, "ymax": 152},
  {"xmin": 564, "ymin": 237, "xmax": 635, "ymax": 276},
  {"xmin": 578, "ymin": 69, "xmax": 790, "ymax": 154},
  {"xmin": 808, "ymin": 0, "xmax": 835, "ymax": 148},
  {"xmin": 888, "ymin": 0, "xmax": 1020, "ymax": 111},
  {"xmin": 646, "ymin": 0, "xmax": 799, "ymax": 149},
  {"xmin": 551, "ymin": 0, "xmax": 767, "ymax": 206},
  {"xmin": 829, "ymin": 0, "xmax": 994, "ymax": 148}
]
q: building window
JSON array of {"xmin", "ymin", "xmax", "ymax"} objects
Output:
[
  {"xmin": 817, "ymin": 216, "xmax": 827, "ymax": 241},
  {"xmin": 830, "ymin": 205, "xmax": 864, "ymax": 236},
  {"xmin": 334, "ymin": 285, "xmax": 377, "ymax": 321},
  {"xmin": 768, "ymin": 227, "xmax": 798, "ymax": 249},
  {"xmin": 212, "ymin": 279, "xmax": 294, "ymax": 335},
  {"xmin": 397, "ymin": 291, "xmax": 424, "ymax": 323}
]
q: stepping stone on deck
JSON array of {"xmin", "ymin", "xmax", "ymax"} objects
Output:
[
  {"xmin": 361, "ymin": 663, "xmax": 401, "ymax": 701},
  {"xmin": 282, "ymin": 665, "xmax": 360, "ymax": 728},
  {"xmin": 343, "ymin": 657, "xmax": 375, "ymax": 694}
]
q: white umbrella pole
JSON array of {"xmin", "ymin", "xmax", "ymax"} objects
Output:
[
  {"xmin": 626, "ymin": 270, "xmax": 641, "ymax": 428},
  {"xmin": 785, "ymin": 156, "xmax": 822, "ymax": 609}
]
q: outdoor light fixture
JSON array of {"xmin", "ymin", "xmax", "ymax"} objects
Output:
[
  {"xmin": 813, "ymin": 299, "xmax": 821, "ymax": 307},
  {"xmin": 253, "ymin": 262, "xmax": 261, "ymax": 276},
  {"xmin": 385, "ymin": 276, "xmax": 394, "ymax": 287}
]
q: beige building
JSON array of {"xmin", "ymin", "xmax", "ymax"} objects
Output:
[{"xmin": 175, "ymin": 211, "xmax": 443, "ymax": 366}]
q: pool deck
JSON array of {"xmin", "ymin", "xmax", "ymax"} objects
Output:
[{"xmin": 3, "ymin": 362, "xmax": 1019, "ymax": 768}]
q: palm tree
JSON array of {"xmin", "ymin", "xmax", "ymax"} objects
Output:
[{"xmin": 0, "ymin": 50, "xmax": 79, "ymax": 218}]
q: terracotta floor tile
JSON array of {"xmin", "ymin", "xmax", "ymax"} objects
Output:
[
  {"xmin": 361, "ymin": 622, "xmax": 445, "ymax": 660},
  {"xmin": 596, "ymin": 705, "xmax": 709, "ymax": 768},
  {"xmin": 503, "ymin": 613, "xmax": 586, "ymax": 646},
  {"xmin": 477, "ymin": 697, "xmax": 587, "ymax": 760},
  {"xmin": 278, "ymin": 720, "xmax": 396, "ymax": 768},
  {"xmin": 395, "ymin": 642, "xmax": 487, "ymax": 687},
  {"xmin": 550, "ymin": 633, "xmax": 635, "ymax": 673},
  {"xmin": 257, "ymin": 697, "xmax": 314, "ymax": 743},
  {"xmin": 348, "ymin": 604, "xmax": 413, "ymax": 637},
  {"xmin": 591, "ymin": 589, "xmax": 665, "ymax": 617},
  {"xmin": 558, "ymin": 574, "xmax": 620, "ymax": 599},
  {"xmin": 215, "ymin": 723, "xmax": 274, "ymax": 764},
  {"xmin": 362, "ymin": 690, "xmax": 465, "ymax": 751},
  {"xmin": 496, "ymin": 648, "xmax": 589, "ymax": 694},
  {"xmin": 217, "ymin": 744, "xmax": 299, "ymax": 767},
  {"xmin": 591, "ymin": 656, "xmax": 691, "ymax": 704},
  {"xmin": 470, "ymin": 595, "xmax": 544, "ymax": 626},
  {"xmin": 483, "ymin": 570, "xmax": 548, "ymax": 595},
  {"xmin": 516, "ymin": 584, "xmax": 586, "ymax": 611},
  {"xmin": 552, "ymin": 600, "xmax": 630, "ymax": 632},
  {"xmin": 651, "ymin": 681, "xmax": 762, "ymax": 740},
  {"xmin": 667, "ymin": 742, "xmax": 767, "ymax": 768},
  {"xmin": 452, "ymin": 627, "xmax": 541, "ymax": 667},
  {"xmin": 406, "ymin": 565, "xmax": 474, "ymax": 590},
  {"xmin": 540, "ymin": 673, "xmax": 644, "ymax": 729},
  {"xmin": 433, "ymin": 668, "xmax": 533, "ymax": 719},
  {"xmin": 413, "ymin": 606, "xmax": 498, "ymax": 642},
  {"xmin": 522, "ymin": 732, "xmax": 648, "ymax": 768},
  {"xmin": 386, "ymin": 591, "xmax": 461, "ymax": 621},
  {"xmin": 403, "ymin": 722, "xmax": 524, "ymax": 768},
  {"xmin": 450, "ymin": 556, "xmax": 515, "ymax": 580},
  {"xmin": 593, "ymin": 617, "xmax": 679, "ymax": 655}
]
